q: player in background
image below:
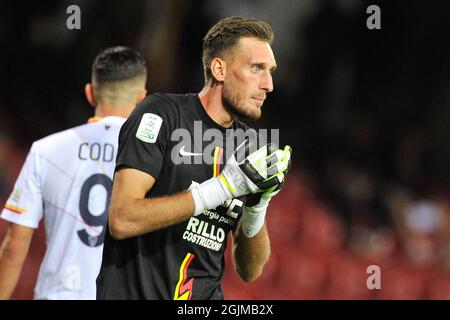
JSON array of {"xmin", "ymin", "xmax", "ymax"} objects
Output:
[{"xmin": 0, "ymin": 46, "xmax": 147, "ymax": 299}]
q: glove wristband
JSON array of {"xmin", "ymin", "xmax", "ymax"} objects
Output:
[
  {"xmin": 240, "ymin": 198, "xmax": 270, "ymax": 238},
  {"xmin": 190, "ymin": 185, "xmax": 205, "ymax": 216},
  {"xmin": 190, "ymin": 178, "xmax": 231, "ymax": 216}
]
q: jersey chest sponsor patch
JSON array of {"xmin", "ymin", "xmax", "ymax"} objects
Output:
[
  {"xmin": 136, "ymin": 113, "xmax": 163, "ymax": 143},
  {"xmin": 181, "ymin": 198, "xmax": 242, "ymax": 252}
]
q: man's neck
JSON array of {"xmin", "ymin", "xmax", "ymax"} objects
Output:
[
  {"xmin": 198, "ymin": 84, "xmax": 234, "ymax": 128},
  {"xmin": 94, "ymin": 104, "xmax": 131, "ymax": 119}
]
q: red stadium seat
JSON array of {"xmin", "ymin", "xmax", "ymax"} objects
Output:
[
  {"xmin": 296, "ymin": 202, "xmax": 345, "ymax": 254},
  {"xmin": 425, "ymin": 273, "xmax": 450, "ymax": 300},
  {"xmin": 275, "ymin": 250, "xmax": 329, "ymax": 299},
  {"xmin": 323, "ymin": 253, "xmax": 374, "ymax": 300},
  {"xmin": 375, "ymin": 266, "xmax": 427, "ymax": 300}
]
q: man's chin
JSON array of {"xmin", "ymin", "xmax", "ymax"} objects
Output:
[
  {"xmin": 223, "ymin": 99, "xmax": 261, "ymax": 121},
  {"xmin": 245, "ymin": 105, "xmax": 262, "ymax": 120},
  {"xmin": 240, "ymin": 110, "xmax": 261, "ymax": 121}
]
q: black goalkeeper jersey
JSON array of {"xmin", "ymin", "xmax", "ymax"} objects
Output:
[{"xmin": 96, "ymin": 93, "xmax": 250, "ymax": 300}]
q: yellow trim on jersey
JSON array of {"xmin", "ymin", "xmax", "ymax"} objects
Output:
[
  {"xmin": 213, "ymin": 146, "xmax": 224, "ymax": 178},
  {"xmin": 87, "ymin": 116, "xmax": 102, "ymax": 123},
  {"xmin": 4, "ymin": 203, "xmax": 27, "ymax": 214},
  {"xmin": 173, "ymin": 252, "xmax": 195, "ymax": 300},
  {"xmin": 213, "ymin": 147, "xmax": 219, "ymax": 177}
]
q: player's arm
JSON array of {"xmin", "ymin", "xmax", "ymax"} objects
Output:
[
  {"xmin": 0, "ymin": 222, "xmax": 34, "ymax": 299},
  {"xmin": 108, "ymin": 167, "xmax": 195, "ymax": 240},
  {"xmin": 231, "ymin": 146, "xmax": 292, "ymax": 282},
  {"xmin": 231, "ymin": 221, "xmax": 270, "ymax": 282},
  {"xmin": 0, "ymin": 143, "xmax": 42, "ymax": 299},
  {"xmin": 109, "ymin": 145, "xmax": 286, "ymax": 239}
]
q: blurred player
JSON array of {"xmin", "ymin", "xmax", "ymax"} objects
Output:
[{"xmin": 0, "ymin": 46, "xmax": 147, "ymax": 299}]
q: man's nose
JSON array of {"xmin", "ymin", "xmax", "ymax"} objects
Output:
[{"xmin": 260, "ymin": 71, "xmax": 273, "ymax": 93}]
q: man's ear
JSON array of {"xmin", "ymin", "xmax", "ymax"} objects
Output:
[
  {"xmin": 136, "ymin": 89, "xmax": 147, "ymax": 105},
  {"xmin": 210, "ymin": 58, "xmax": 226, "ymax": 82},
  {"xmin": 84, "ymin": 83, "xmax": 97, "ymax": 107}
]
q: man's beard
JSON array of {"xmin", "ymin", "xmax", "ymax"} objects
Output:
[{"xmin": 222, "ymin": 83, "xmax": 261, "ymax": 121}]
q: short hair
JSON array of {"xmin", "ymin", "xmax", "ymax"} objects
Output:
[
  {"xmin": 91, "ymin": 46, "xmax": 147, "ymax": 103},
  {"xmin": 92, "ymin": 46, "xmax": 147, "ymax": 85},
  {"xmin": 202, "ymin": 16, "xmax": 274, "ymax": 83}
]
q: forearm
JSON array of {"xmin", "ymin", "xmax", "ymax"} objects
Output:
[
  {"xmin": 0, "ymin": 226, "xmax": 31, "ymax": 299},
  {"xmin": 109, "ymin": 190, "xmax": 195, "ymax": 239},
  {"xmin": 0, "ymin": 252, "xmax": 25, "ymax": 299},
  {"xmin": 232, "ymin": 223, "xmax": 271, "ymax": 282}
]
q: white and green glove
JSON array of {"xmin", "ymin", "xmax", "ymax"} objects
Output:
[
  {"xmin": 190, "ymin": 140, "xmax": 290, "ymax": 216},
  {"xmin": 239, "ymin": 145, "xmax": 292, "ymax": 237}
]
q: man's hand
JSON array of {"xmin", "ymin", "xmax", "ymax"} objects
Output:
[
  {"xmin": 190, "ymin": 140, "xmax": 290, "ymax": 216},
  {"xmin": 240, "ymin": 145, "xmax": 292, "ymax": 237}
]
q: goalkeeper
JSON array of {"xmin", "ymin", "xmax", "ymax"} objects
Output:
[{"xmin": 96, "ymin": 16, "xmax": 292, "ymax": 300}]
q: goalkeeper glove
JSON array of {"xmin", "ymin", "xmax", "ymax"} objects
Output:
[
  {"xmin": 240, "ymin": 145, "xmax": 292, "ymax": 237},
  {"xmin": 190, "ymin": 140, "xmax": 289, "ymax": 216}
]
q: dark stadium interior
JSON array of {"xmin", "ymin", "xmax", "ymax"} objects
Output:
[{"xmin": 0, "ymin": 0, "xmax": 449, "ymax": 299}]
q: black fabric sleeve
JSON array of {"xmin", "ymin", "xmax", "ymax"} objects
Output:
[{"xmin": 115, "ymin": 94, "xmax": 175, "ymax": 179}]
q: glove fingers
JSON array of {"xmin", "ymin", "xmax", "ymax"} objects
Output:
[
  {"xmin": 276, "ymin": 146, "xmax": 292, "ymax": 177},
  {"xmin": 246, "ymin": 142, "xmax": 277, "ymax": 166},
  {"xmin": 239, "ymin": 159, "xmax": 283, "ymax": 191},
  {"xmin": 283, "ymin": 145, "xmax": 292, "ymax": 174},
  {"xmin": 266, "ymin": 164, "xmax": 279, "ymax": 177},
  {"xmin": 244, "ymin": 145, "xmax": 264, "ymax": 166},
  {"xmin": 266, "ymin": 142, "xmax": 278, "ymax": 155},
  {"xmin": 263, "ymin": 151, "xmax": 289, "ymax": 176},
  {"xmin": 256, "ymin": 145, "xmax": 291, "ymax": 174},
  {"xmin": 257, "ymin": 172, "xmax": 284, "ymax": 191},
  {"xmin": 252, "ymin": 148, "xmax": 284, "ymax": 176},
  {"xmin": 261, "ymin": 148, "xmax": 290, "ymax": 191},
  {"xmin": 266, "ymin": 149, "xmax": 284, "ymax": 167},
  {"xmin": 240, "ymin": 145, "xmax": 290, "ymax": 184},
  {"xmin": 233, "ymin": 143, "xmax": 291, "ymax": 196}
]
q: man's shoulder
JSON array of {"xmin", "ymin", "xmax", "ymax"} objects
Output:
[
  {"xmin": 34, "ymin": 126, "xmax": 76, "ymax": 144},
  {"xmin": 32, "ymin": 122, "xmax": 91, "ymax": 153},
  {"xmin": 139, "ymin": 92, "xmax": 196, "ymax": 113},
  {"xmin": 151, "ymin": 92, "xmax": 196, "ymax": 104},
  {"xmin": 130, "ymin": 93, "xmax": 197, "ymax": 130}
]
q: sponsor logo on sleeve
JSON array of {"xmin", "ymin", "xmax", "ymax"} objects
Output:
[
  {"xmin": 11, "ymin": 188, "xmax": 21, "ymax": 203},
  {"xmin": 136, "ymin": 113, "xmax": 163, "ymax": 143}
]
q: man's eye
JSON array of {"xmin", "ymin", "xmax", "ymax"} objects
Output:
[{"xmin": 251, "ymin": 65, "xmax": 261, "ymax": 72}]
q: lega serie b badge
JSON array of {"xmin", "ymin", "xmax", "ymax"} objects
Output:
[{"xmin": 136, "ymin": 113, "xmax": 163, "ymax": 143}]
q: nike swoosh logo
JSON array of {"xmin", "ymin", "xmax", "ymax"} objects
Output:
[{"xmin": 179, "ymin": 145, "xmax": 203, "ymax": 157}]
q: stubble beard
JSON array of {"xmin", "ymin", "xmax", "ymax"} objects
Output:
[{"xmin": 222, "ymin": 82, "xmax": 261, "ymax": 121}]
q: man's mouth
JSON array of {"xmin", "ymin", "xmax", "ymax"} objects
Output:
[{"xmin": 252, "ymin": 96, "xmax": 265, "ymax": 104}]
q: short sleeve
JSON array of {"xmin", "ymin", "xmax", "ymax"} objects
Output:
[
  {"xmin": 115, "ymin": 94, "xmax": 175, "ymax": 179},
  {"xmin": 1, "ymin": 143, "xmax": 43, "ymax": 228}
]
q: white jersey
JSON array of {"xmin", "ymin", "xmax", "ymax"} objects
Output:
[{"xmin": 1, "ymin": 116, "xmax": 125, "ymax": 300}]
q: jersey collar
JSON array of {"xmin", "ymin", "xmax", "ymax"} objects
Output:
[
  {"xmin": 87, "ymin": 116, "xmax": 103, "ymax": 123},
  {"xmin": 87, "ymin": 116, "xmax": 126, "ymax": 126}
]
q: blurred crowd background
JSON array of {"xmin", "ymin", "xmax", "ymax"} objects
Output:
[{"xmin": 0, "ymin": 0, "xmax": 449, "ymax": 299}]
